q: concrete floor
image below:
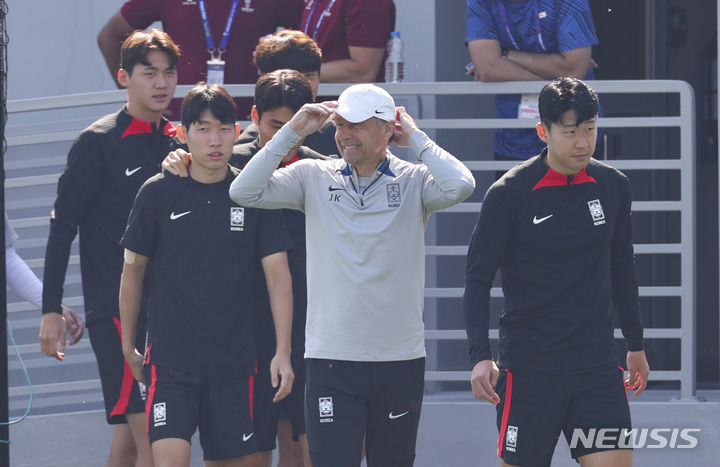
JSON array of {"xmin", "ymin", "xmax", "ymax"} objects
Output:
[{"xmin": 7, "ymin": 392, "xmax": 719, "ymax": 467}]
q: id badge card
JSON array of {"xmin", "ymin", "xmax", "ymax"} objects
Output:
[
  {"xmin": 207, "ymin": 59, "xmax": 225, "ymax": 85},
  {"xmin": 518, "ymin": 93, "xmax": 540, "ymax": 120}
]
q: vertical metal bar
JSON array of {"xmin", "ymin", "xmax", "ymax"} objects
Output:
[
  {"xmin": 0, "ymin": 0, "xmax": 10, "ymax": 459},
  {"xmin": 717, "ymin": 0, "xmax": 720, "ymax": 398}
]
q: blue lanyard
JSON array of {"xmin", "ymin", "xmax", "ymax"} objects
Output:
[
  {"xmin": 198, "ymin": 0, "xmax": 241, "ymax": 58},
  {"xmin": 303, "ymin": 0, "xmax": 337, "ymax": 41},
  {"xmin": 496, "ymin": 0, "xmax": 547, "ymax": 52}
]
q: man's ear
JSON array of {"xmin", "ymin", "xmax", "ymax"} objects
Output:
[
  {"xmin": 384, "ymin": 119, "xmax": 395, "ymax": 140},
  {"xmin": 176, "ymin": 124, "xmax": 187, "ymax": 145},
  {"xmin": 536, "ymin": 122, "xmax": 548, "ymax": 143},
  {"xmin": 251, "ymin": 106, "xmax": 259, "ymax": 126},
  {"xmin": 235, "ymin": 122, "xmax": 242, "ymax": 139},
  {"xmin": 117, "ymin": 68, "xmax": 130, "ymax": 89}
]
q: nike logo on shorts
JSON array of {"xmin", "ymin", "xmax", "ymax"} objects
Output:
[
  {"xmin": 243, "ymin": 432, "xmax": 254, "ymax": 442},
  {"xmin": 125, "ymin": 167, "xmax": 142, "ymax": 176},
  {"xmin": 532, "ymin": 214, "xmax": 553, "ymax": 224},
  {"xmin": 170, "ymin": 211, "xmax": 191, "ymax": 220},
  {"xmin": 388, "ymin": 411, "xmax": 409, "ymax": 420}
]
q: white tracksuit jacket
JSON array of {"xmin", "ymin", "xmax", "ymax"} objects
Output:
[{"xmin": 229, "ymin": 124, "xmax": 475, "ymax": 362}]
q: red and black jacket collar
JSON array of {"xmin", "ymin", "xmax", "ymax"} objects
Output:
[
  {"xmin": 532, "ymin": 150, "xmax": 597, "ymax": 191},
  {"xmin": 119, "ymin": 107, "xmax": 176, "ymax": 139}
]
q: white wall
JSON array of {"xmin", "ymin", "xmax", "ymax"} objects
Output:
[
  {"xmin": 395, "ymin": 0, "xmax": 436, "ymax": 82},
  {"xmin": 7, "ymin": 1, "xmax": 126, "ymax": 99},
  {"xmin": 7, "ymin": 0, "xmax": 435, "ymax": 100}
]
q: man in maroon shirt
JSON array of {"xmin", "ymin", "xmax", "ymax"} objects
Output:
[
  {"xmin": 301, "ymin": 0, "xmax": 395, "ymax": 83},
  {"xmin": 98, "ymin": 0, "xmax": 304, "ymax": 118}
]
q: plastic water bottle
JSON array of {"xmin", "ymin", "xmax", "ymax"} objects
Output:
[{"xmin": 385, "ymin": 31, "xmax": 404, "ymax": 83}]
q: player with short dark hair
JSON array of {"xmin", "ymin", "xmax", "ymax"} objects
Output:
[
  {"xmin": 120, "ymin": 82, "xmax": 294, "ymax": 466},
  {"xmin": 464, "ymin": 77, "xmax": 650, "ymax": 467},
  {"xmin": 40, "ymin": 28, "xmax": 180, "ymax": 466},
  {"xmin": 240, "ymin": 29, "xmax": 339, "ymax": 158},
  {"xmin": 253, "ymin": 30, "xmax": 323, "ymax": 94},
  {"xmin": 162, "ymin": 69, "xmax": 324, "ymax": 467}
]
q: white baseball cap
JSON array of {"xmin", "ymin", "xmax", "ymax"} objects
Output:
[{"xmin": 334, "ymin": 83, "xmax": 396, "ymax": 123}]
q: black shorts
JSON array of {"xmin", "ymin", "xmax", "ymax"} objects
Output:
[
  {"xmin": 253, "ymin": 355, "xmax": 306, "ymax": 450},
  {"xmin": 305, "ymin": 357, "xmax": 425, "ymax": 467},
  {"xmin": 88, "ymin": 316, "xmax": 146, "ymax": 424},
  {"xmin": 496, "ymin": 366, "xmax": 631, "ymax": 466},
  {"xmin": 144, "ymin": 364, "xmax": 256, "ymax": 461}
]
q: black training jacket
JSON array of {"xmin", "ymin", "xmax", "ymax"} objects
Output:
[
  {"xmin": 464, "ymin": 152, "xmax": 644, "ymax": 374},
  {"xmin": 42, "ymin": 108, "xmax": 179, "ymax": 325}
]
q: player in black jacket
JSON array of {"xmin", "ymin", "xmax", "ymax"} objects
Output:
[
  {"xmin": 39, "ymin": 29, "xmax": 180, "ymax": 466},
  {"xmin": 464, "ymin": 78, "xmax": 650, "ymax": 467}
]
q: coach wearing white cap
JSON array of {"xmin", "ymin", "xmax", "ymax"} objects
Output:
[{"xmin": 230, "ymin": 83, "xmax": 475, "ymax": 466}]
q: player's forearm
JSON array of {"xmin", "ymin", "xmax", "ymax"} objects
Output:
[
  {"xmin": 118, "ymin": 263, "xmax": 145, "ymax": 356},
  {"xmin": 463, "ymin": 280, "xmax": 492, "ymax": 365},
  {"xmin": 612, "ymin": 259, "xmax": 644, "ymax": 351},
  {"xmin": 265, "ymin": 268, "xmax": 293, "ymax": 355},
  {"xmin": 506, "ymin": 48, "xmax": 592, "ymax": 80},
  {"xmin": 42, "ymin": 219, "xmax": 77, "ymax": 315},
  {"xmin": 610, "ymin": 179, "xmax": 645, "ymax": 351}
]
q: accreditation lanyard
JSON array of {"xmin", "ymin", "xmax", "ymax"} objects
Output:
[
  {"xmin": 303, "ymin": 0, "xmax": 337, "ymax": 41},
  {"xmin": 198, "ymin": 0, "xmax": 240, "ymax": 84},
  {"xmin": 496, "ymin": 0, "xmax": 547, "ymax": 52},
  {"xmin": 199, "ymin": 0, "xmax": 240, "ymax": 59}
]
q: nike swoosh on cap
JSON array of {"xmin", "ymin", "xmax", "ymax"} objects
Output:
[{"xmin": 125, "ymin": 167, "xmax": 142, "ymax": 176}]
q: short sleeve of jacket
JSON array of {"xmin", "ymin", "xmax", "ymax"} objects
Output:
[
  {"xmin": 345, "ymin": 0, "xmax": 396, "ymax": 48},
  {"xmin": 466, "ymin": 0, "xmax": 498, "ymax": 43},
  {"xmin": 120, "ymin": 179, "xmax": 161, "ymax": 258},
  {"xmin": 256, "ymin": 209, "xmax": 293, "ymax": 259},
  {"xmin": 556, "ymin": 0, "xmax": 598, "ymax": 53},
  {"xmin": 121, "ymin": 0, "xmax": 162, "ymax": 29}
]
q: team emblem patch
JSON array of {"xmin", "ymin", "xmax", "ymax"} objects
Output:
[
  {"xmin": 587, "ymin": 199, "xmax": 606, "ymax": 226},
  {"xmin": 506, "ymin": 425, "xmax": 518, "ymax": 451},
  {"xmin": 230, "ymin": 207, "xmax": 245, "ymax": 231},
  {"xmin": 153, "ymin": 402, "xmax": 167, "ymax": 427},
  {"xmin": 319, "ymin": 396, "xmax": 334, "ymax": 423},
  {"xmin": 386, "ymin": 183, "xmax": 401, "ymax": 208}
]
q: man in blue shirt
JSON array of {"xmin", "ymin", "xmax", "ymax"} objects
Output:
[{"xmin": 466, "ymin": 0, "xmax": 599, "ymax": 161}]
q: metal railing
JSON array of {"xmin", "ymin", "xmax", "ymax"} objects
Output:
[{"xmin": 5, "ymin": 80, "xmax": 696, "ymax": 403}]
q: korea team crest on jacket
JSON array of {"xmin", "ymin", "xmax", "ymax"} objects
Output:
[
  {"xmin": 386, "ymin": 182, "xmax": 401, "ymax": 208},
  {"xmin": 231, "ymin": 207, "xmax": 245, "ymax": 231},
  {"xmin": 587, "ymin": 199, "xmax": 605, "ymax": 226}
]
